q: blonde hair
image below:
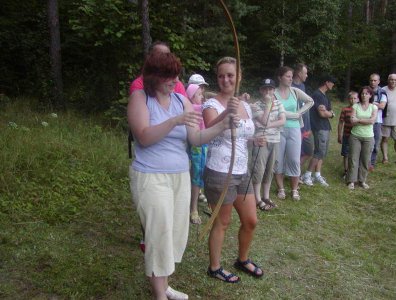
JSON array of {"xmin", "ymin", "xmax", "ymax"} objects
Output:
[
  {"xmin": 215, "ymin": 57, "xmax": 239, "ymax": 74},
  {"xmin": 347, "ymin": 91, "xmax": 358, "ymax": 99}
]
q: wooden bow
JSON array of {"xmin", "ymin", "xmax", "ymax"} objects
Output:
[{"xmin": 199, "ymin": 0, "xmax": 240, "ymax": 240}]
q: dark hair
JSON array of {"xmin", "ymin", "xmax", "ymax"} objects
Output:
[
  {"xmin": 148, "ymin": 41, "xmax": 170, "ymax": 53},
  {"xmin": 276, "ymin": 66, "xmax": 293, "ymax": 78},
  {"xmin": 319, "ymin": 75, "xmax": 336, "ymax": 86},
  {"xmin": 143, "ymin": 52, "xmax": 182, "ymax": 97},
  {"xmin": 293, "ymin": 63, "xmax": 307, "ymax": 77},
  {"xmin": 358, "ymin": 86, "xmax": 374, "ymax": 103},
  {"xmin": 275, "ymin": 66, "xmax": 293, "ymax": 85}
]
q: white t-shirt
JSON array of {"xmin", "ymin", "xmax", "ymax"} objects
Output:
[
  {"xmin": 203, "ymin": 98, "xmax": 255, "ymax": 174},
  {"xmin": 383, "ymin": 86, "xmax": 396, "ymax": 126}
]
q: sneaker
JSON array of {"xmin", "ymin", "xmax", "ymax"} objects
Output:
[
  {"xmin": 347, "ymin": 182, "xmax": 354, "ymax": 190},
  {"xmin": 291, "ymin": 189, "xmax": 300, "ymax": 201},
  {"xmin": 313, "ymin": 175, "xmax": 329, "ymax": 187},
  {"xmin": 165, "ymin": 286, "xmax": 189, "ymax": 300},
  {"xmin": 301, "ymin": 173, "xmax": 313, "ymax": 186},
  {"xmin": 360, "ymin": 182, "xmax": 370, "ymax": 189}
]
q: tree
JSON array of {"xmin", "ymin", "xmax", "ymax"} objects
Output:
[
  {"xmin": 140, "ymin": 0, "xmax": 151, "ymax": 57},
  {"xmin": 47, "ymin": 0, "xmax": 64, "ymax": 108}
]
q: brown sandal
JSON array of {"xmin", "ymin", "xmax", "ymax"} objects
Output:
[
  {"xmin": 257, "ymin": 200, "xmax": 273, "ymax": 211},
  {"xmin": 262, "ymin": 198, "xmax": 277, "ymax": 208}
]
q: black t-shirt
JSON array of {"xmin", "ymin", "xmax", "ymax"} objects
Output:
[{"xmin": 310, "ymin": 89, "xmax": 331, "ymax": 131}]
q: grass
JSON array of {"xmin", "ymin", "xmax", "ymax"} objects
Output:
[{"xmin": 0, "ymin": 97, "xmax": 395, "ymax": 299}]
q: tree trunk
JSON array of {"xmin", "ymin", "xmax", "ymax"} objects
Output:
[
  {"xmin": 380, "ymin": 0, "xmax": 388, "ymax": 16},
  {"xmin": 391, "ymin": 30, "xmax": 396, "ymax": 73},
  {"xmin": 140, "ymin": 0, "xmax": 151, "ymax": 57},
  {"xmin": 365, "ymin": 0, "xmax": 371, "ymax": 23},
  {"xmin": 344, "ymin": 1, "xmax": 353, "ymax": 99},
  {"xmin": 47, "ymin": 0, "xmax": 64, "ymax": 109}
]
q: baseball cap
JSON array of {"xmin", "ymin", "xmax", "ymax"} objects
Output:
[
  {"xmin": 188, "ymin": 74, "xmax": 209, "ymax": 86},
  {"xmin": 321, "ymin": 75, "xmax": 337, "ymax": 85},
  {"xmin": 260, "ymin": 78, "xmax": 276, "ymax": 88}
]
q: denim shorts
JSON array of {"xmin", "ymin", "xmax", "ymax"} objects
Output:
[
  {"xmin": 203, "ymin": 167, "xmax": 253, "ymax": 205},
  {"xmin": 341, "ymin": 135, "xmax": 350, "ymax": 157}
]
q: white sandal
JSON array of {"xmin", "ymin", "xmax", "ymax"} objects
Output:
[
  {"xmin": 277, "ymin": 189, "xmax": 286, "ymax": 200},
  {"xmin": 291, "ymin": 189, "xmax": 300, "ymax": 201}
]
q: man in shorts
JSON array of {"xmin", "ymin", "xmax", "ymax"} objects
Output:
[
  {"xmin": 380, "ymin": 74, "xmax": 396, "ymax": 163},
  {"xmin": 369, "ymin": 73, "xmax": 387, "ymax": 169},
  {"xmin": 301, "ymin": 75, "xmax": 336, "ymax": 187}
]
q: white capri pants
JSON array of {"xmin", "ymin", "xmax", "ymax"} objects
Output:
[
  {"xmin": 129, "ymin": 167, "xmax": 191, "ymax": 277},
  {"xmin": 274, "ymin": 127, "xmax": 302, "ymax": 177}
]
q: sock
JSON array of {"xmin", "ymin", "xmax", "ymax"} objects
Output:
[
  {"xmin": 314, "ymin": 172, "xmax": 321, "ymax": 178},
  {"xmin": 305, "ymin": 171, "xmax": 312, "ymax": 177}
]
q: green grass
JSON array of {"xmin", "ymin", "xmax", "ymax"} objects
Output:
[{"xmin": 0, "ymin": 98, "xmax": 395, "ymax": 299}]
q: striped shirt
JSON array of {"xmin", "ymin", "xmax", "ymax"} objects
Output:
[
  {"xmin": 250, "ymin": 98, "xmax": 285, "ymax": 143},
  {"xmin": 339, "ymin": 106, "xmax": 354, "ymax": 137}
]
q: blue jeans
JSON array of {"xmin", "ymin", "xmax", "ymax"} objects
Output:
[{"xmin": 370, "ymin": 123, "xmax": 381, "ymax": 166}]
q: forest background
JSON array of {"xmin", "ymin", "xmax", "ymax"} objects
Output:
[
  {"xmin": 1, "ymin": 0, "xmax": 396, "ymax": 117},
  {"xmin": 1, "ymin": 1, "xmax": 396, "ymax": 299}
]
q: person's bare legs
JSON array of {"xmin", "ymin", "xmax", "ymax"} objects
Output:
[
  {"xmin": 233, "ymin": 193, "xmax": 262, "ymax": 275},
  {"xmin": 149, "ymin": 275, "xmax": 167, "ymax": 300},
  {"xmin": 190, "ymin": 185, "xmax": 200, "ymax": 213},
  {"xmin": 262, "ymin": 182, "xmax": 271, "ymax": 200},
  {"xmin": 290, "ymin": 176, "xmax": 299, "ymax": 191},
  {"xmin": 253, "ymin": 182, "xmax": 261, "ymax": 204},
  {"xmin": 315, "ymin": 159, "xmax": 323, "ymax": 173},
  {"xmin": 208, "ymin": 203, "xmax": 239, "ymax": 281},
  {"xmin": 190, "ymin": 185, "xmax": 201, "ymax": 224},
  {"xmin": 300, "ymin": 154, "xmax": 311, "ymax": 169}
]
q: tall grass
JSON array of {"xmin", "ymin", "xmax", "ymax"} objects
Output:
[{"xmin": 0, "ymin": 98, "xmax": 395, "ymax": 299}]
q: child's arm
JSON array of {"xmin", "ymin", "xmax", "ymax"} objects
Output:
[{"xmin": 337, "ymin": 110, "xmax": 344, "ymax": 144}]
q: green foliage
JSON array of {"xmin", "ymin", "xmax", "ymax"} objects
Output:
[
  {"xmin": 0, "ymin": 0, "xmax": 395, "ymax": 113},
  {"xmin": 1, "ymin": 98, "xmax": 395, "ymax": 299}
]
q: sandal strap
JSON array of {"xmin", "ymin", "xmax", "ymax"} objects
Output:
[
  {"xmin": 208, "ymin": 266, "xmax": 239, "ymax": 281},
  {"xmin": 262, "ymin": 198, "xmax": 276, "ymax": 207}
]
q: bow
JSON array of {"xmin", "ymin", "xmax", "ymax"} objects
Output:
[{"xmin": 199, "ymin": 0, "xmax": 240, "ymax": 240}]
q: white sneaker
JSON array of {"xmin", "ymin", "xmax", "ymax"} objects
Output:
[
  {"xmin": 313, "ymin": 175, "xmax": 329, "ymax": 187},
  {"xmin": 360, "ymin": 182, "xmax": 370, "ymax": 189},
  {"xmin": 348, "ymin": 182, "xmax": 354, "ymax": 190},
  {"xmin": 166, "ymin": 286, "xmax": 188, "ymax": 300},
  {"xmin": 301, "ymin": 173, "xmax": 313, "ymax": 186}
]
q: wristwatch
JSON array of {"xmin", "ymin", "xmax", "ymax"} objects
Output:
[{"xmin": 330, "ymin": 111, "xmax": 335, "ymax": 118}]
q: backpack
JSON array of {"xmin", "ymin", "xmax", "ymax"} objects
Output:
[{"xmin": 128, "ymin": 92, "xmax": 184, "ymax": 159}]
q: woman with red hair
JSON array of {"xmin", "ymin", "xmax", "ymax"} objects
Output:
[
  {"xmin": 127, "ymin": 51, "xmax": 236, "ymax": 300},
  {"xmin": 347, "ymin": 86, "xmax": 378, "ymax": 190}
]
